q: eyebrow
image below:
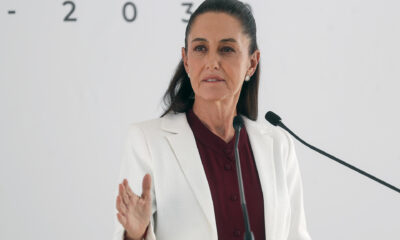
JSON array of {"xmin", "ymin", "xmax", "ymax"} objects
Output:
[{"xmin": 191, "ymin": 37, "xmax": 237, "ymax": 43}]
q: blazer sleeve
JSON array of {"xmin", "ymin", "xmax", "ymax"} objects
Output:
[
  {"xmin": 283, "ymin": 131, "xmax": 312, "ymax": 240},
  {"xmin": 112, "ymin": 124, "xmax": 157, "ymax": 240}
]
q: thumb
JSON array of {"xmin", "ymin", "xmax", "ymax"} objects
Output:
[{"xmin": 141, "ymin": 173, "xmax": 152, "ymax": 201}]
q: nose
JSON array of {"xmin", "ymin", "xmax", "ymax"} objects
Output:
[{"xmin": 205, "ymin": 51, "xmax": 220, "ymax": 70}]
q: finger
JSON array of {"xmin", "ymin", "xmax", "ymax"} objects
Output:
[
  {"xmin": 119, "ymin": 183, "xmax": 130, "ymax": 206},
  {"xmin": 118, "ymin": 184, "xmax": 125, "ymax": 206},
  {"xmin": 141, "ymin": 174, "xmax": 152, "ymax": 201},
  {"xmin": 124, "ymin": 179, "xmax": 135, "ymax": 198},
  {"xmin": 122, "ymin": 180, "xmax": 141, "ymax": 203},
  {"xmin": 116, "ymin": 195, "xmax": 127, "ymax": 216},
  {"xmin": 117, "ymin": 212, "xmax": 127, "ymax": 227}
]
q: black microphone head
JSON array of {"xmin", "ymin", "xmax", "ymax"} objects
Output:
[
  {"xmin": 265, "ymin": 111, "xmax": 282, "ymax": 126},
  {"xmin": 233, "ymin": 115, "xmax": 244, "ymax": 130}
]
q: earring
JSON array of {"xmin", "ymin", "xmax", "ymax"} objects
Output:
[{"xmin": 245, "ymin": 75, "xmax": 251, "ymax": 82}]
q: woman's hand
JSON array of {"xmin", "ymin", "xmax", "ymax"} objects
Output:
[{"xmin": 116, "ymin": 174, "xmax": 152, "ymax": 240}]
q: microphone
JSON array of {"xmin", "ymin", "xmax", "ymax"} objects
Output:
[
  {"xmin": 265, "ymin": 111, "xmax": 400, "ymax": 194},
  {"xmin": 233, "ymin": 116, "xmax": 255, "ymax": 240}
]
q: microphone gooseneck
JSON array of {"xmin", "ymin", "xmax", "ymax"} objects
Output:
[
  {"xmin": 265, "ymin": 111, "xmax": 400, "ymax": 194},
  {"xmin": 232, "ymin": 116, "xmax": 255, "ymax": 240}
]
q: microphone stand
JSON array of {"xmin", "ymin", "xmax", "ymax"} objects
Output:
[
  {"xmin": 265, "ymin": 111, "xmax": 400, "ymax": 194},
  {"xmin": 233, "ymin": 116, "xmax": 255, "ymax": 240}
]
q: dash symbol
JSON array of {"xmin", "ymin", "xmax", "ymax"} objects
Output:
[{"xmin": 8, "ymin": 10, "xmax": 16, "ymax": 14}]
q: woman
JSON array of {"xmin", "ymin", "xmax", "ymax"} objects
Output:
[{"xmin": 113, "ymin": 0, "xmax": 311, "ymax": 239}]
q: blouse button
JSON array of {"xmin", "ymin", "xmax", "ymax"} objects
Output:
[
  {"xmin": 234, "ymin": 230, "xmax": 241, "ymax": 237},
  {"xmin": 230, "ymin": 194, "xmax": 238, "ymax": 201},
  {"xmin": 224, "ymin": 163, "xmax": 232, "ymax": 170},
  {"xmin": 224, "ymin": 148, "xmax": 232, "ymax": 154}
]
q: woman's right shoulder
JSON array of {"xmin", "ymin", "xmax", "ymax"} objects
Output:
[
  {"xmin": 129, "ymin": 117, "xmax": 163, "ymax": 130},
  {"xmin": 126, "ymin": 112, "xmax": 186, "ymax": 137}
]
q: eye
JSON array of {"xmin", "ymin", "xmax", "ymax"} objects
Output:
[
  {"xmin": 194, "ymin": 45, "xmax": 206, "ymax": 52},
  {"xmin": 220, "ymin": 46, "xmax": 234, "ymax": 53}
]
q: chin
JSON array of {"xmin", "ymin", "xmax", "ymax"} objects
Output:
[{"xmin": 196, "ymin": 91, "xmax": 230, "ymax": 102}]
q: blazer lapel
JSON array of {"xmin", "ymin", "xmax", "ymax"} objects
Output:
[
  {"xmin": 161, "ymin": 113, "xmax": 217, "ymax": 235},
  {"xmin": 243, "ymin": 118, "xmax": 277, "ymax": 240}
]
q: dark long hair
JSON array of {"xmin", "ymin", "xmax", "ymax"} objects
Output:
[{"xmin": 161, "ymin": 0, "xmax": 260, "ymax": 120}]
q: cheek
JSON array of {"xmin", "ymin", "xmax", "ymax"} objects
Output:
[
  {"xmin": 187, "ymin": 56, "xmax": 202, "ymax": 74},
  {"xmin": 224, "ymin": 59, "xmax": 247, "ymax": 81},
  {"xmin": 225, "ymin": 53, "xmax": 248, "ymax": 69}
]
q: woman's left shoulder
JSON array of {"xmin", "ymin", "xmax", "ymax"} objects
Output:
[
  {"xmin": 242, "ymin": 116, "xmax": 292, "ymax": 145},
  {"xmin": 241, "ymin": 116, "xmax": 287, "ymax": 138}
]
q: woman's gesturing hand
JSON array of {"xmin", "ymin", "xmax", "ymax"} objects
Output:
[{"xmin": 116, "ymin": 174, "xmax": 152, "ymax": 240}]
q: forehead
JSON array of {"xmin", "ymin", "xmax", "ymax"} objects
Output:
[{"xmin": 188, "ymin": 12, "xmax": 248, "ymax": 44}]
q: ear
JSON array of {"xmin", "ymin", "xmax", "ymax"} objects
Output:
[
  {"xmin": 181, "ymin": 47, "xmax": 189, "ymax": 75},
  {"xmin": 247, "ymin": 50, "xmax": 260, "ymax": 76}
]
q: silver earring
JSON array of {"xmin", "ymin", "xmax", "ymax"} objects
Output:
[{"xmin": 245, "ymin": 75, "xmax": 250, "ymax": 82}]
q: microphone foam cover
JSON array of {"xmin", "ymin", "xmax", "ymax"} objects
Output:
[
  {"xmin": 233, "ymin": 116, "xmax": 244, "ymax": 130},
  {"xmin": 265, "ymin": 111, "xmax": 281, "ymax": 126}
]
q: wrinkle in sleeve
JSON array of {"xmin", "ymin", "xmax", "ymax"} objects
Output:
[{"xmin": 112, "ymin": 124, "xmax": 157, "ymax": 240}]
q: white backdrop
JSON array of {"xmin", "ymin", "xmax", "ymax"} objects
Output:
[{"xmin": 0, "ymin": 0, "xmax": 399, "ymax": 239}]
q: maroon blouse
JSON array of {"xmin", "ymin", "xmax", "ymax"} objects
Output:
[{"xmin": 186, "ymin": 109, "xmax": 266, "ymax": 240}]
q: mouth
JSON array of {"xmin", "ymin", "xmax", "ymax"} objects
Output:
[
  {"xmin": 202, "ymin": 79, "xmax": 225, "ymax": 83},
  {"xmin": 202, "ymin": 76, "xmax": 225, "ymax": 83}
]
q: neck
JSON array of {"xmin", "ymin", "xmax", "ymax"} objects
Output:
[{"xmin": 192, "ymin": 97, "xmax": 238, "ymax": 143}]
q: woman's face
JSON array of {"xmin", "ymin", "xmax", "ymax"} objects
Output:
[{"xmin": 182, "ymin": 12, "xmax": 260, "ymax": 103}]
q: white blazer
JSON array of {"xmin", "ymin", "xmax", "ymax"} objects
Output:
[{"xmin": 112, "ymin": 112, "xmax": 311, "ymax": 240}]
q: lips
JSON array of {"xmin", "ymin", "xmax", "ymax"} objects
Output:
[
  {"xmin": 204, "ymin": 79, "xmax": 224, "ymax": 82},
  {"xmin": 202, "ymin": 75, "xmax": 225, "ymax": 82}
]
